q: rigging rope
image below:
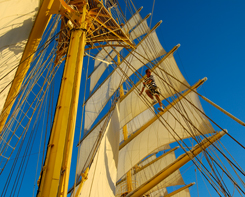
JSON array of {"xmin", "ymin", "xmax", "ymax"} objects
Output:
[{"xmin": 100, "ymin": 42, "xmax": 244, "ymax": 195}]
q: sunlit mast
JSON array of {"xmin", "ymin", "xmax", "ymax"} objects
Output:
[{"xmin": 36, "ymin": 0, "xmax": 134, "ymax": 196}]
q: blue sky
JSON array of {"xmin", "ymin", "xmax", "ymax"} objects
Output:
[
  {"xmin": 1, "ymin": 0, "xmax": 245, "ymax": 196},
  {"xmin": 137, "ymin": 0, "xmax": 245, "ymax": 196}
]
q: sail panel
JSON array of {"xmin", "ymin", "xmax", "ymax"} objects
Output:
[
  {"xmin": 134, "ymin": 152, "xmax": 185, "ymax": 187},
  {"xmin": 150, "ymin": 144, "xmax": 171, "ymax": 154},
  {"xmin": 170, "ymin": 188, "xmax": 191, "ymax": 197},
  {"xmin": 90, "ymin": 14, "xmax": 150, "ymax": 92},
  {"xmin": 85, "ymin": 30, "xmax": 166, "ymax": 132},
  {"xmin": 138, "ymin": 154, "xmax": 157, "ymax": 166},
  {"xmin": 116, "ymin": 152, "xmax": 184, "ymax": 196},
  {"xmin": 119, "ymin": 107, "xmax": 155, "ymax": 143},
  {"xmin": 90, "ymin": 45, "xmax": 124, "ymax": 92},
  {"xmin": 119, "ymin": 54, "xmax": 189, "ymax": 128},
  {"xmin": 149, "ymin": 188, "xmax": 168, "ymax": 197},
  {"xmin": 122, "ymin": 12, "xmax": 142, "ymax": 34},
  {"xmin": 74, "ymin": 104, "xmax": 120, "ymax": 197},
  {"xmin": 117, "ymin": 91, "xmax": 214, "ymax": 180},
  {"xmin": 76, "ymin": 118, "xmax": 107, "ymax": 177},
  {"xmin": 93, "ymin": 12, "xmax": 142, "ymax": 70},
  {"xmin": 93, "ymin": 44, "xmax": 114, "ymax": 69},
  {"xmin": 0, "ymin": 0, "xmax": 40, "ymax": 114},
  {"xmin": 129, "ymin": 19, "xmax": 150, "ymax": 40}
]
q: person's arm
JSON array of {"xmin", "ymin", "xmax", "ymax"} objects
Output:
[
  {"xmin": 145, "ymin": 80, "xmax": 151, "ymax": 85},
  {"xmin": 139, "ymin": 82, "xmax": 145, "ymax": 95}
]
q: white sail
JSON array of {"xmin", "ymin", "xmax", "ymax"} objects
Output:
[
  {"xmin": 119, "ymin": 107, "xmax": 155, "ymax": 143},
  {"xmin": 92, "ymin": 12, "xmax": 142, "ymax": 70},
  {"xmin": 120, "ymin": 53, "xmax": 189, "ymax": 128},
  {"xmin": 76, "ymin": 117, "xmax": 107, "ymax": 177},
  {"xmin": 90, "ymin": 44, "xmax": 123, "ymax": 92},
  {"xmin": 149, "ymin": 188, "xmax": 168, "ymax": 197},
  {"xmin": 129, "ymin": 19, "xmax": 150, "ymax": 40},
  {"xmin": 168, "ymin": 188, "xmax": 191, "ymax": 197},
  {"xmin": 122, "ymin": 12, "xmax": 142, "ymax": 34},
  {"xmin": 0, "ymin": 0, "xmax": 40, "ymax": 114},
  {"xmin": 138, "ymin": 154, "xmax": 157, "ymax": 166},
  {"xmin": 117, "ymin": 91, "xmax": 214, "ymax": 180},
  {"xmin": 116, "ymin": 151, "xmax": 184, "ymax": 196},
  {"xmin": 85, "ymin": 30, "xmax": 166, "ymax": 132},
  {"xmin": 74, "ymin": 104, "xmax": 120, "ymax": 197},
  {"xmin": 90, "ymin": 12, "xmax": 145, "ymax": 92}
]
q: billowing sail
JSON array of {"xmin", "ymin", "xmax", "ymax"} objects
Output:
[
  {"xmin": 129, "ymin": 19, "xmax": 150, "ymax": 40},
  {"xmin": 90, "ymin": 44, "xmax": 123, "ymax": 92},
  {"xmin": 119, "ymin": 107, "xmax": 155, "ymax": 143},
  {"xmin": 84, "ymin": 29, "xmax": 166, "ymax": 132},
  {"xmin": 170, "ymin": 188, "xmax": 191, "ymax": 197},
  {"xmin": 89, "ymin": 11, "xmax": 148, "ymax": 92},
  {"xmin": 0, "ymin": 0, "xmax": 40, "ymax": 114},
  {"xmin": 76, "ymin": 117, "xmax": 107, "ymax": 177},
  {"xmin": 91, "ymin": 11, "xmax": 143, "ymax": 73},
  {"xmin": 116, "ymin": 151, "xmax": 184, "ymax": 196},
  {"xmin": 122, "ymin": 11, "xmax": 142, "ymax": 34},
  {"xmin": 149, "ymin": 188, "xmax": 168, "ymax": 196},
  {"xmin": 117, "ymin": 91, "xmax": 214, "ymax": 180},
  {"xmin": 73, "ymin": 104, "xmax": 120, "ymax": 197},
  {"xmin": 119, "ymin": 53, "xmax": 189, "ymax": 128}
]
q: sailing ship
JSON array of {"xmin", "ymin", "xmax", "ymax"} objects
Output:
[{"xmin": 0, "ymin": 0, "xmax": 244, "ymax": 196}]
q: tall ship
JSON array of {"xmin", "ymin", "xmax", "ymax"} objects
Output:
[{"xmin": 0, "ymin": 0, "xmax": 244, "ymax": 196}]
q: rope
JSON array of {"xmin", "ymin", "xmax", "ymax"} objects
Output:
[{"xmin": 149, "ymin": 0, "xmax": 155, "ymax": 28}]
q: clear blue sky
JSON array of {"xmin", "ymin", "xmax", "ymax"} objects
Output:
[
  {"xmin": 136, "ymin": 0, "xmax": 245, "ymax": 196},
  {"xmin": 1, "ymin": 0, "xmax": 245, "ymax": 196}
]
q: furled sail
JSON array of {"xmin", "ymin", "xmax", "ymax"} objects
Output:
[
  {"xmin": 84, "ymin": 30, "xmax": 166, "ymax": 132},
  {"xmin": 116, "ymin": 151, "xmax": 185, "ymax": 196},
  {"xmin": 73, "ymin": 104, "xmax": 120, "ymax": 197},
  {"xmin": 119, "ymin": 53, "xmax": 189, "ymax": 128},
  {"xmin": 0, "ymin": 0, "xmax": 40, "ymax": 115},
  {"xmin": 117, "ymin": 91, "xmax": 214, "ymax": 180}
]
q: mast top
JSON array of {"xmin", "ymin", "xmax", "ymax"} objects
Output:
[{"xmin": 58, "ymin": 0, "xmax": 135, "ymax": 49}]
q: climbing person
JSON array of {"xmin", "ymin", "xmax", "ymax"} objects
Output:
[{"xmin": 139, "ymin": 68, "xmax": 164, "ymax": 112}]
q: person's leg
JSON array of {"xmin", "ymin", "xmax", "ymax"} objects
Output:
[
  {"xmin": 155, "ymin": 94, "xmax": 164, "ymax": 112},
  {"xmin": 145, "ymin": 89, "xmax": 153, "ymax": 99},
  {"xmin": 155, "ymin": 95, "xmax": 162, "ymax": 107}
]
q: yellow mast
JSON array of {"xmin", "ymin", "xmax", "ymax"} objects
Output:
[
  {"xmin": 57, "ymin": 3, "xmax": 88, "ymax": 196},
  {"xmin": 36, "ymin": 0, "xmax": 134, "ymax": 196},
  {"xmin": 37, "ymin": 3, "xmax": 88, "ymax": 196}
]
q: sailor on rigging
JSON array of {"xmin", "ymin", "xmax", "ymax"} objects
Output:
[{"xmin": 139, "ymin": 69, "xmax": 164, "ymax": 112}]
